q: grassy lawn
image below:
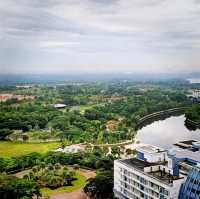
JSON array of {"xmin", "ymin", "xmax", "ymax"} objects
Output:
[
  {"xmin": 70, "ymin": 104, "xmax": 103, "ymax": 114},
  {"xmin": 0, "ymin": 141, "xmax": 60, "ymax": 157},
  {"xmin": 41, "ymin": 172, "xmax": 87, "ymax": 196}
]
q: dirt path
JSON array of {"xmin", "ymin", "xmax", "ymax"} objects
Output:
[
  {"xmin": 78, "ymin": 169, "xmax": 96, "ymax": 179},
  {"xmin": 15, "ymin": 169, "xmax": 31, "ymax": 178},
  {"xmin": 51, "ymin": 189, "xmax": 87, "ymax": 199}
]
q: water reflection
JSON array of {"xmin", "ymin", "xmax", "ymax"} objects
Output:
[{"xmin": 136, "ymin": 115, "xmax": 200, "ymax": 149}]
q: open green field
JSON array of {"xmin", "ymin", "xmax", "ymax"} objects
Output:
[
  {"xmin": 70, "ymin": 104, "xmax": 104, "ymax": 114},
  {"xmin": 0, "ymin": 141, "xmax": 60, "ymax": 157},
  {"xmin": 41, "ymin": 172, "xmax": 87, "ymax": 196}
]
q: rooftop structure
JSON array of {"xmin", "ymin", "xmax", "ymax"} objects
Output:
[
  {"xmin": 136, "ymin": 144, "xmax": 167, "ymax": 163},
  {"xmin": 55, "ymin": 144, "xmax": 85, "ymax": 153},
  {"xmin": 119, "ymin": 158, "xmax": 182, "ymax": 185},
  {"xmin": 174, "ymin": 140, "xmax": 198, "ymax": 149},
  {"xmin": 136, "ymin": 144, "xmax": 166, "ymax": 154},
  {"xmin": 169, "ymin": 149, "xmax": 200, "ymax": 163},
  {"xmin": 54, "ymin": 104, "xmax": 67, "ymax": 109}
]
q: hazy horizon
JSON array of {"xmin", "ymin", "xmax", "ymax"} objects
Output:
[{"xmin": 1, "ymin": 0, "xmax": 200, "ymax": 75}]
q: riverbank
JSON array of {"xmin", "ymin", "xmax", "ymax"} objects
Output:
[
  {"xmin": 186, "ymin": 118, "xmax": 200, "ymax": 128},
  {"xmin": 136, "ymin": 114, "xmax": 200, "ymax": 149},
  {"xmin": 185, "ymin": 105, "xmax": 200, "ymax": 128},
  {"xmin": 135, "ymin": 107, "xmax": 187, "ymax": 130}
]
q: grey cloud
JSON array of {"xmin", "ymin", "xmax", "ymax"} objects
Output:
[{"xmin": 0, "ymin": 0, "xmax": 200, "ymax": 74}]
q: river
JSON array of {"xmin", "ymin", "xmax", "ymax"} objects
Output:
[{"xmin": 136, "ymin": 114, "xmax": 200, "ymax": 149}]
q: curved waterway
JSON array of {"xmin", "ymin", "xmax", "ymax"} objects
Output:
[{"xmin": 136, "ymin": 115, "xmax": 200, "ymax": 149}]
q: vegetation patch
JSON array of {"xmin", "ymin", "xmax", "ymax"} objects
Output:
[
  {"xmin": 185, "ymin": 105, "xmax": 200, "ymax": 124},
  {"xmin": 106, "ymin": 120, "xmax": 119, "ymax": 132},
  {"xmin": 0, "ymin": 83, "xmax": 189, "ymax": 145},
  {"xmin": 17, "ymin": 163, "xmax": 87, "ymax": 197}
]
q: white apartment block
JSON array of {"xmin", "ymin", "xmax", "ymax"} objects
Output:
[{"xmin": 114, "ymin": 144, "xmax": 185, "ymax": 199}]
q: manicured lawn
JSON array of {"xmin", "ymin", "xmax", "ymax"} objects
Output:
[
  {"xmin": 0, "ymin": 141, "xmax": 60, "ymax": 157},
  {"xmin": 41, "ymin": 172, "xmax": 87, "ymax": 196}
]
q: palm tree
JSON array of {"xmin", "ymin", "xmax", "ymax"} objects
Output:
[
  {"xmin": 48, "ymin": 176, "xmax": 63, "ymax": 188},
  {"xmin": 40, "ymin": 162, "xmax": 46, "ymax": 172},
  {"xmin": 47, "ymin": 163, "xmax": 54, "ymax": 171},
  {"xmin": 32, "ymin": 167, "xmax": 38, "ymax": 174},
  {"xmin": 55, "ymin": 163, "xmax": 61, "ymax": 170}
]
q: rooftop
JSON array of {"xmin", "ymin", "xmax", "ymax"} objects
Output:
[
  {"xmin": 54, "ymin": 104, "xmax": 67, "ymax": 108},
  {"xmin": 169, "ymin": 149, "xmax": 200, "ymax": 163},
  {"xmin": 120, "ymin": 158, "xmax": 157, "ymax": 170},
  {"xmin": 136, "ymin": 144, "xmax": 166, "ymax": 154},
  {"xmin": 174, "ymin": 140, "xmax": 198, "ymax": 149},
  {"xmin": 119, "ymin": 158, "xmax": 182, "ymax": 185}
]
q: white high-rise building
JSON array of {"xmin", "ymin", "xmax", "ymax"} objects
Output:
[{"xmin": 114, "ymin": 144, "xmax": 185, "ymax": 199}]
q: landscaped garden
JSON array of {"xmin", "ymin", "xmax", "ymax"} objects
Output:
[
  {"xmin": 18, "ymin": 163, "xmax": 87, "ymax": 197},
  {"xmin": 41, "ymin": 172, "xmax": 86, "ymax": 196}
]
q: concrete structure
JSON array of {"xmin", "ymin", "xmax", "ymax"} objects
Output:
[
  {"xmin": 114, "ymin": 142, "xmax": 200, "ymax": 199},
  {"xmin": 54, "ymin": 103, "xmax": 67, "ymax": 109},
  {"xmin": 55, "ymin": 144, "xmax": 85, "ymax": 153}
]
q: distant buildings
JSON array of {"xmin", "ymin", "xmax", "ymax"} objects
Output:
[
  {"xmin": 114, "ymin": 140, "xmax": 200, "ymax": 199},
  {"xmin": 187, "ymin": 89, "xmax": 200, "ymax": 103},
  {"xmin": 0, "ymin": 94, "xmax": 13, "ymax": 102},
  {"xmin": 192, "ymin": 89, "xmax": 200, "ymax": 99},
  {"xmin": 0, "ymin": 94, "xmax": 35, "ymax": 102},
  {"xmin": 16, "ymin": 84, "xmax": 33, "ymax": 89}
]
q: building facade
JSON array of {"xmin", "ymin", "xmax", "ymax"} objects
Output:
[
  {"xmin": 178, "ymin": 165, "xmax": 200, "ymax": 199},
  {"xmin": 114, "ymin": 142, "xmax": 200, "ymax": 199}
]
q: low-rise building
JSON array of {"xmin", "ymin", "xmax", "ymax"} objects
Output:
[
  {"xmin": 55, "ymin": 144, "xmax": 85, "ymax": 153},
  {"xmin": 54, "ymin": 104, "xmax": 67, "ymax": 109}
]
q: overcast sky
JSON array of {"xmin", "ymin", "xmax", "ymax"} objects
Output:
[{"xmin": 0, "ymin": 0, "xmax": 200, "ymax": 75}]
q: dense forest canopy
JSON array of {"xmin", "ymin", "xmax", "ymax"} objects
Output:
[{"xmin": 0, "ymin": 81, "xmax": 189, "ymax": 143}]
